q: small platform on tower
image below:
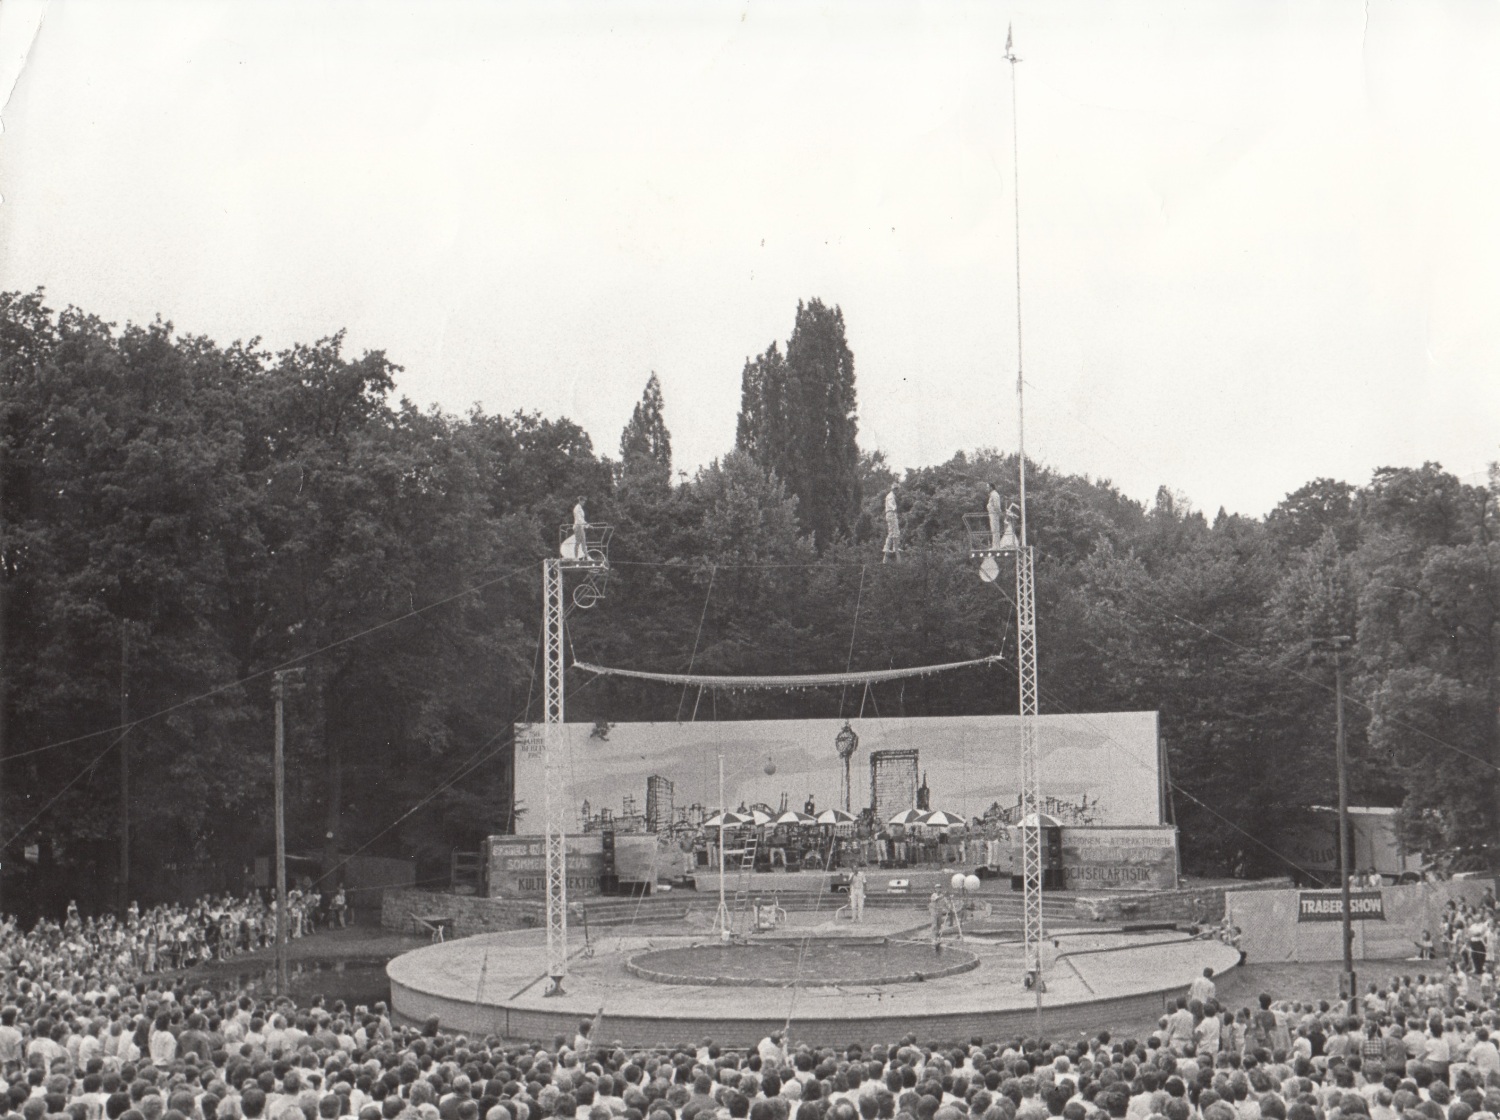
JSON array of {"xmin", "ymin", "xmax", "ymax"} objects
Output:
[
  {"xmin": 558, "ymin": 523, "xmax": 613, "ymax": 568},
  {"xmin": 962, "ymin": 513, "xmax": 1019, "ymax": 558}
]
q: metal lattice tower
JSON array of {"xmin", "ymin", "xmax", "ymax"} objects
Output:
[
  {"xmin": 541, "ymin": 558, "xmax": 569, "ymax": 994},
  {"xmin": 1016, "ymin": 544, "xmax": 1044, "ymax": 990},
  {"xmin": 539, "ymin": 521, "xmax": 612, "ymax": 996}
]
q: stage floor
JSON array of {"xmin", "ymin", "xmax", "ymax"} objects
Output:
[{"xmin": 387, "ymin": 908, "xmax": 1239, "ymax": 1047}]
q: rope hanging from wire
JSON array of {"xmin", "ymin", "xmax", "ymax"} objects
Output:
[{"xmin": 571, "ymin": 654, "xmax": 1002, "ymax": 691}]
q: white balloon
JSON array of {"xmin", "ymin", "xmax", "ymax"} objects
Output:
[
  {"xmin": 950, "ymin": 872, "xmax": 966, "ymax": 891},
  {"xmin": 964, "ymin": 874, "xmax": 981, "ymax": 893}
]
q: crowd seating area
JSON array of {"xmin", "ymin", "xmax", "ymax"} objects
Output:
[{"xmin": 4, "ymin": 893, "xmax": 1500, "ymax": 1120}]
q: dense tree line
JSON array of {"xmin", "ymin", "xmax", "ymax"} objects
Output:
[{"xmin": 1, "ymin": 289, "xmax": 1497, "ymax": 917}]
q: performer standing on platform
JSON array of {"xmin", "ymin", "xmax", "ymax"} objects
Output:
[
  {"xmin": 850, "ymin": 867, "xmax": 867, "ymax": 922},
  {"xmin": 882, "ymin": 485, "xmax": 901, "ymax": 562},
  {"xmin": 987, "ymin": 484, "xmax": 1004, "ymax": 549},
  {"xmin": 561, "ymin": 496, "xmax": 589, "ymax": 560}
]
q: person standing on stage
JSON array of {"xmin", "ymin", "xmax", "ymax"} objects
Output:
[{"xmin": 850, "ymin": 867, "xmax": 867, "ymax": 922}]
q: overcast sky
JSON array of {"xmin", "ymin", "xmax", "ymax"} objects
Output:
[{"xmin": 2, "ymin": 1, "xmax": 1496, "ymax": 518}]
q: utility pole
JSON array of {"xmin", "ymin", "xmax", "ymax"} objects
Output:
[
  {"xmin": 272, "ymin": 668, "xmax": 304, "ymax": 996},
  {"xmin": 1315, "ymin": 635, "xmax": 1355, "ymax": 999},
  {"xmin": 1333, "ymin": 636, "xmax": 1354, "ymax": 1000},
  {"xmin": 119, "ymin": 625, "xmax": 131, "ymax": 915}
]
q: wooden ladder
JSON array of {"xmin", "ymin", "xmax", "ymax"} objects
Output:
[
  {"xmin": 450, "ymin": 849, "xmax": 483, "ymax": 892},
  {"xmin": 731, "ymin": 836, "xmax": 759, "ymax": 934}
]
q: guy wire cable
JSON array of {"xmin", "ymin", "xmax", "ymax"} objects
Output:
[
  {"xmin": 837, "ymin": 565, "xmax": 868, "ymax": 720},
  {"xmin": 676, "ymin": 564, "xmax": 718, "ymax": 722},
  {"xmin": 8, "ymin": 558, "xmax": 540, "ymax": 762}
]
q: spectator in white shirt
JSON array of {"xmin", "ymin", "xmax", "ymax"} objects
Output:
[{"xmin": 1189, "ymin": 967, "xmax": 1217, "ymax": 1005}]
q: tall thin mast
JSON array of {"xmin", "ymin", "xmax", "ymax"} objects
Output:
[{"xmin": 1008, "ymin": 25, "xmax": 1027, "ymax": 549}]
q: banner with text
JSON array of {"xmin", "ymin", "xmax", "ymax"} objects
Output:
[
  {"xmin": 486, "ymin": 834, "xmax": 603, "ymax": 898},
  {"xmin": 1062, "ymin": 827, "xmax": 1179, "ymax": 890},
  {"xmin": 1297, "ymin": 890, "xmax": 1385, "ymax": 922}
]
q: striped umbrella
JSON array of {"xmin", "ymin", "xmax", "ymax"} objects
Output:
[
  {"xmin": 815, "ymin": 807, "xmax": 856, "ymax": 825},
  {"xmin": 770, "ymin": 809, "xmax": 817, "ymax": 826},
  {"xmin": 918, "ymin": 809, "xmax": 968, "ymax": 828},
  {"xmin": 703, "ymin": 809, "xmax": 750, "ymax": 829}
]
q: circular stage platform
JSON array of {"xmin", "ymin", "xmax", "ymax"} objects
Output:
[{"xmin": 388, "ymin": 909, "xmax": 1239, "ymax": 1048}]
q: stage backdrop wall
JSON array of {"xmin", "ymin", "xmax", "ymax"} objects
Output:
[{"xmin": 512, "ymin": 713, "xmax": 1162, "ymax": 837}]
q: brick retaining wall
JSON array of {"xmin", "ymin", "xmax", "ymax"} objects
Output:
[
  {"xmin": 382, "ymin": 889, "xmax": 543, "ymax": 937},
  {"xmin": 381, "ymin": 888, "xmax": 694, "ymax": 938}
]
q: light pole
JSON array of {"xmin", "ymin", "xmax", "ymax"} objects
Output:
[
  {"xmin": 714, "ymin": 751, "xmax": 729, "ymax": 939},
  {"xmin": 836, "ymin": 721, "xmax": 859, "ymax": 814}
]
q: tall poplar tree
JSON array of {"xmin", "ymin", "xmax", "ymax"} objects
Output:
[
  {"xmin": 619, "ymin": 372, "xmax": 672, "ymax": 488},
  {"xmin": 734, "ymin": 299, "xmax": 860, "ymax": 549}
]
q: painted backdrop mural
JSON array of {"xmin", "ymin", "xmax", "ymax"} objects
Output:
[{"xmin": 512, "ymin": 712, "xmax": 1161, "ymax": 835}]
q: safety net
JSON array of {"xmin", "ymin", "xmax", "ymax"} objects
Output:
[{"xmin": 571, "ymin": 654, "xmax": 1002, "ymax": 690}]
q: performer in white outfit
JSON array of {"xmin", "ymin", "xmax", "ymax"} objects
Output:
[
  {"xmin": 562, "ymin": 496, "xmax": 588, "ymax": 560},
  {"xmin": 986, "ymin": 485, "xmax": 1004, "ymax": 549},
  {"xmin": 882, "ymin": 486, "xmax": 901, "ymax": 562}
]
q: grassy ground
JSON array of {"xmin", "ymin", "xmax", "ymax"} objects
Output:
[
  {"xmin": 174, "ymin": 915, "xmax": 425, "ymax": 1003},
  {"xmin": 187, "ymin": 916, "xmax": 425, "ymax": 969}
]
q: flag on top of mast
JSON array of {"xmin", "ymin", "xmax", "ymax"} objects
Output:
[{"xmin": 1006, "ymin": 23, "xmax": 1012, "ymax": 54}]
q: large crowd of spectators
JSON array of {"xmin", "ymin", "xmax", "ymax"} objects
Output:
[
  {"xmin": 6, "ymin": 888, "xmax": 1500, "ymax": 1120},
  {"xmin": 2, "ymin": 889, "xmax": 348, "ymax": 982}
]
